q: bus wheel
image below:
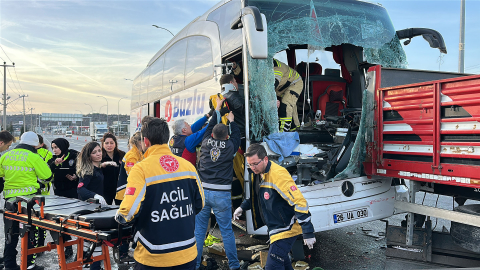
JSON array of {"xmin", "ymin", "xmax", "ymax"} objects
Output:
[{"xmin": 451, "ymin": 204, "xmax": 480, "ymax": 253}]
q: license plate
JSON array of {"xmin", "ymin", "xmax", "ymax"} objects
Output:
[{"xmin": 333, "ymin": 208, "xmax": 368, "ymax": 224}]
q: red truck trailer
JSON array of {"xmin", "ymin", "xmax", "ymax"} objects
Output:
[{"xmin": 365, "ymin": 65, "xmax": 480, "ymax": 267}]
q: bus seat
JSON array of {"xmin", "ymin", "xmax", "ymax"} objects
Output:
[
  {"xmin": 314, "ymin": 83, "xmax": 347, "ymax": 119},
  {"xmin": 295, "ymin": 62, "xmax": 323, "ymax": 79},
  {"xmin": 324, "ymin": 68, "xmax": 341, "ymax": 77}
]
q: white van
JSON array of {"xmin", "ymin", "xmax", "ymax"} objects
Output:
[{"xmin": 65, "ymin": 131, "xmax": 73, "ymax": 138}]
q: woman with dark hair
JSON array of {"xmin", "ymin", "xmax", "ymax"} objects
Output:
[
  {"xmin": 76, "ymin": 141, "xmax": 106, "ymax": 270},
  {"xmin": 49, "ymin": 138, "xmax": 79, "ymax": 199},
  {"xmin": 100, "ymin": 132, "xmax": 125, "ymax": 205}
]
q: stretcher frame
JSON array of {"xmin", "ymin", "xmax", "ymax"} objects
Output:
[{"xmin": 3, "ymin": 196, "xmax": 131, "ymax": 270}]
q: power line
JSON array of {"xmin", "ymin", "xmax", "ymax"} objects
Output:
[{"xmin": 0, "ymin": 45, "xmax": 13, "ymax": 63}]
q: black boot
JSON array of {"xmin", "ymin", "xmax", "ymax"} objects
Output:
[{"xmin": 65, "ymin": 246, "xmax": 74, "ymax": 259}]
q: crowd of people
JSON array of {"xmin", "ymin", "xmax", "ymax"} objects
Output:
[{"xmin": 0, "ymin": 73, "xmax": 316, "ymax": 270}]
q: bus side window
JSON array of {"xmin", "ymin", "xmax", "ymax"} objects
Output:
[
  {"xmin": 185, "ymin": 36, "xmax": 214, "ymax": 89},
  {"xmin": 163, "ymin": 39, "xmax": 188, "ymax": 93}
]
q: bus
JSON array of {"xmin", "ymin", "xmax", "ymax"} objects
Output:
[{"xmin": 130, "ymin": 0, "xmax": 447, "ymax": 236}]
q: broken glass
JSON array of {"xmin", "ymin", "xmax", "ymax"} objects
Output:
[{"xmin": 246, "ymin": 0, "xmax": 408, "ymax": 139}]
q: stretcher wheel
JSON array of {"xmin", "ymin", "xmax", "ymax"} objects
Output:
[{"xmin": 451, "ymin": 204, "xmax": 480, "ymax": 253}]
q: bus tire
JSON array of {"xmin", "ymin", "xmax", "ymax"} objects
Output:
[{"xmin": 451, "ymin": 204, "xmax": 480, "ymax": 253}]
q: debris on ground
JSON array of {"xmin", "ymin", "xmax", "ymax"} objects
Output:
[
  {"xmin": 292, "ymin": 260, "xmax": 309, "ymax": 270},
  {"xmin": 246, "ymin": 245, "xmax": 269, "ymax": 252},
  {"xmin": 360, "ymin": 227, "xmax": 372, "ymax": 232},
  {"xmin": 247, "ymin": 262, "xmax": 263, "ymax": 270},
  {"xmin": 207, "ymin": 243, "xmax": 226, "ymax": 256},
  {"xmin": 346, "ymin": 231, "xmax": 355, "ymax": 235}
]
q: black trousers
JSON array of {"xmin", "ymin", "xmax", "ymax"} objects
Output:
[
  {"xmin": 3, "ymin": 215, "xmax": 36, "ymax": 268},
  {"xmin": 134, "ymin": 259, "xmax": 196, "ymax": 270}
]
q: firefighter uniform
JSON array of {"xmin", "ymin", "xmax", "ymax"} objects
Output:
[
  {"xmin": 115, "ymin": 144, "xmax": 143, "ymax": 200},
  {"xmin": 1, "ymin": 141, "xmax": 53, "ymax": 270},
  {"xmin": 240, "ymin": 161, "xmax": 314, "ymax": 268},
  {"xmin": 115, "ymin": 144, "xmax": 204, "ymax": 268},
  {"xmin": 274, "ymin": 58, "xmax": 303, "ymax": 132}
]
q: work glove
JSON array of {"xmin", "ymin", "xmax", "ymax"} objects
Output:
[
  {"xmin": 94, "ymin": 194, "xmax": 108, "ymax": 206},
  {"xmin": 303, "ymin": 237, "xmax": 316, "ymax": 249},
  {"xmin": 233, "ymin": 207, "xmax": 243, "ymax": 220}
]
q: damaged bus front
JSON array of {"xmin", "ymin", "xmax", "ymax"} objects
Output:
[{"xmin": 232, "ymin": 0, "xmax": 446, "ymax": 234}]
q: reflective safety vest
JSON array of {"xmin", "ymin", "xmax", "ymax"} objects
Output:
[
  {"xmin": 0, "ymin": 144, "xmax": 53, "ymax": 198},
  {"xmin": 115, "ymin": 144, "xmax": 204, "ymax": 267}
]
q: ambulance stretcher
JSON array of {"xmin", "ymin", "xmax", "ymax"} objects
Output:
[{"xmin": 3, "ymin": 195, "xmax": 132, "ymax": 270}]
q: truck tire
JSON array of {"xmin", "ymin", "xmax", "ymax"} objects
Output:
[{"xmin": 451, "ymin": 204, "xmax": 480, "ymax": 253}]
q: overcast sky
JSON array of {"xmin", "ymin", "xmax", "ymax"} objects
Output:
[{"xmin": 0, "ymin": 0, "xmax": 478, "ymax": 115}]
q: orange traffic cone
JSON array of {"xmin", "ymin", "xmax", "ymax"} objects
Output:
[
  {"xmin": 85, "ymin": 138, "xmax": 87, "ymax": 142},
  {"xmin": 76, "ymin": 137, "xmax": 78, "ymax": 140}
]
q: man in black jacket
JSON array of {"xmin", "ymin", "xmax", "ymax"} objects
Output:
[{"xmin": 195, "ymin": 98, "xmax": 241, "ymax": 270}]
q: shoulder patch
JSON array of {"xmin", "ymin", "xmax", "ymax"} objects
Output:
[
  {"xmin": 160, "ymin": 155, "xmax": 179, "ymax": 172},
  {"xmin": 69, "ymin": 159, "xmax": 74, "ymax": 166},
  {"xmin": 125, "ymin": 187, "xmax": 136, "ymax": 195},
  {"xmin": 169, "ymin": 138, "xmax": 174, "ymax": 147},
  {"xmin": 126, "ymin": 162, "xmax": 135, "ymax": 167},
  {"xmin": 264, "ymin": 192, "xmax": 270, "ymax": 200},
  {"xmin": 77, "ymin": 182, "xmax": 84, "ymax": 188},
  {"xmin": 290, "ymin": 185, "xmax": 297, "ymax": 191}
]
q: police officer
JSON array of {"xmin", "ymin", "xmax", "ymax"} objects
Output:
[
  {"xmin": 234, "ymin": 143, "xmax": 316, "ymax": 270},
  {"xmin": 195, "ymin": 97, "xmax": 241, "ymax": 270},
  {"xmin": 1, "ymin": 131, "xmax": 53, "ymax": 270},
  {"xmin": 116, "ymin": 116, "xmax": 204, "ymax": 269}
]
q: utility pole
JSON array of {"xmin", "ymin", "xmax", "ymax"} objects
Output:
[
  {"xmin": 20, "ymin": 94, "xmax": 27, "ymax": 133},
  {"xmin": 29, "ymin": 108, "xmax": 35, "ymax": 131},
  {"xmin": 459, "ymin": 0, "xmax": 465, "ymax": 73},
  {"xmin": 1, "ymin": 62, "xmax": 14, "ymax": 130}
]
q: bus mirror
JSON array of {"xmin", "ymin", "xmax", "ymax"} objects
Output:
[
  {"xmin": 231, "ymin": 6, "xmax": 268, "ymax": 59},
  {"xmin": 396, "ymin": 28, "xmax": 447, "ymax": 54},
  {"xmin": 243, "ymin": 13, "xmax": 268, "ymax": 59}
]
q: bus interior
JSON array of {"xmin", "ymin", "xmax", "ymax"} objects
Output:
[{"xmin": 222, "ymin": 44, "xmax": 368, "ymax": 186}]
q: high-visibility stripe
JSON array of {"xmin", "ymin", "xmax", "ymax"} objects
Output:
[
  {"xmin": 269, "ymin": 216, "xmax": 296, "ymax": 235},
  {"xmin": 145, "ymin": 171, "xmax": 198, "ymax": 184},
  {"xmin": 298, "ymin": 216, "xmax": 311, "ymax": 224},
  {"xmin": 126, "ymin": 183, "xmax": 146, "ymax": 221},
  {"xmin": 117, "ymin": 184, "xmax": 127, "ymax": 192},
  {"xmin": 135, "ymin": 232, "xmax": 196, "ymax": 251},
  {"xmin": 260, "ymin": 182, "xmax": 294, "ymax": 205}
]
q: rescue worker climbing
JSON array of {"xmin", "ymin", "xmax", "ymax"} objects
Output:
[
  {"xmin": 115, "ymin": 116, "xmax": 204, "ymax": 269},
  {"xmin": 273, "ymin": 58, "xmax": 303, "ymax": 132},
  {"xmin": 1, "ymin": 131, "xmax": 53, "ymax": 270},
  {"xmin": 232, "ymin": 59, "xmax": 303, "ymax": 132}
]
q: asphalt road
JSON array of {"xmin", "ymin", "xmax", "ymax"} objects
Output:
[{"xmin": 0, "ymin": 136, "xmax": 471, "ymax": 269}]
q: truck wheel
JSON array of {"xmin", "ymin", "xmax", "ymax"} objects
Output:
[{"xmin": 451, "ymin": 204, "xmax": 480, "ymax": 253}]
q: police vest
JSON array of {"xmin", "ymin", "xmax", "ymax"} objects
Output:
[
  {"xmin": 197, "ymin": 136, "xmax": 236, "ymax": 191},
  {"xmin": 169, "ymin": 135, "xmax": 186, "ymax": 157}
]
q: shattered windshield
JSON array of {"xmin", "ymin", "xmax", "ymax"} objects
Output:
[{"xmin": 246, "ymin": 0, "xmax": 407, "ymax": 140}]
